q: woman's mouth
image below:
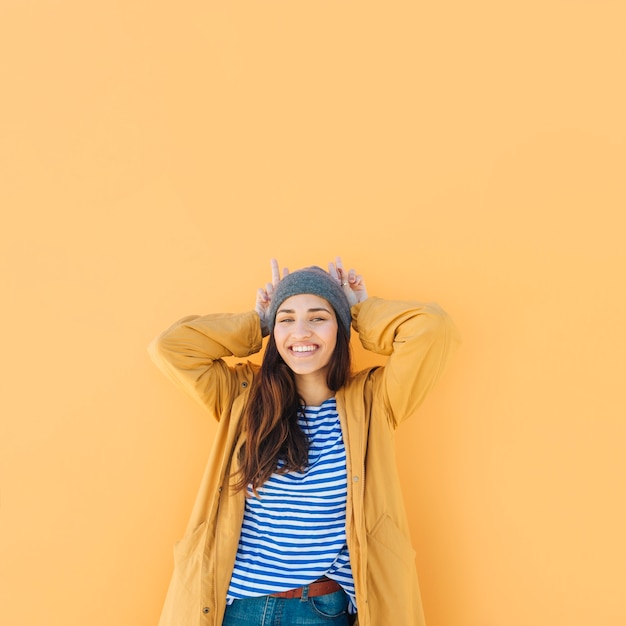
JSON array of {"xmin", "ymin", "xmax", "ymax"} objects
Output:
[{"xmin": 290, "ymin": 344, "xmax": 318, "ymax": 354}]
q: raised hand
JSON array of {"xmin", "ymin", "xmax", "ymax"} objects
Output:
[
  {"xmin": 255, "ymin": 258, "xmax": 289, "ymax": 336},
  {"xmin": 328, "ymin": 256, "xmax": 368, "ymax": 307}
]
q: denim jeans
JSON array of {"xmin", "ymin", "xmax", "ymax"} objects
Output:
[{"xmin": 222, "ymin": 588, "xmax": 351, "ymax": 625}]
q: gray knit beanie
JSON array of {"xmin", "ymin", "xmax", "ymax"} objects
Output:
[{"xmin": 268, "ymin": 266, "xmax": 352, "ymax": 337}]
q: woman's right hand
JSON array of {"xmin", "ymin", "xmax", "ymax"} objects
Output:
[{"xmin": 255, "ymin": 258, "xmax": 289, "ymax": 336}]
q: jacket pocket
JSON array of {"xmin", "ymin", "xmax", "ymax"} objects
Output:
[
  {"xmin": 159, "ymin": 521, "xmax": 209, "ymax": 626},
  {"xmin": 173, "ymin": 520, "xmax": 209, "ymax": 561},
  {"xmin": 368, "ymin": 514, "xmax": 416, "ymax": 566},
  {"xmin": 366, "ymin": 515, "xmax": 420, "ymax": 621}
]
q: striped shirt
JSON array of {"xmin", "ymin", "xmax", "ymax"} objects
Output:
[{"xmin": 227, "ymin": 397, "xmax": 356, "ymax": 611}]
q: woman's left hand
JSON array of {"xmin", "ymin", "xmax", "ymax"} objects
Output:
[{"xmin": 328, "ymin": 256, "xmax": 368, "ymax": 307}]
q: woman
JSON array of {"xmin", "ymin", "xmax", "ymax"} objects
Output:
[{"xmin": 149, "ymin": 258, "xmax": 459, "ymax": 626}]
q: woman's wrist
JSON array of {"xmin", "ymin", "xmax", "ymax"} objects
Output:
[{"xmin": 257, "ymin": 311, "xmax": 270, "ymax": 338}]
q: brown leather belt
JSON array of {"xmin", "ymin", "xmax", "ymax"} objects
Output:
[{"xmin": 270, "ymin": 576, "xmax": 341, "ymax": 599}]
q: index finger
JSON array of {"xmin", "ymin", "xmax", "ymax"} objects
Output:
[
  {"xmin": 334, "ymin": 256, "xmax": 348, "ymax": 283},
  {"xmin": 270, "ymin": 258, "xmax": 281, "ymax": 286}
]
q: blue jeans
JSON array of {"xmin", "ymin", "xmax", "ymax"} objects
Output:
[{"xmin": 222, "ymin": 588, "xmax": 350, "ymax": 625}]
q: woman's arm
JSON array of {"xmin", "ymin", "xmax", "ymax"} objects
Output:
[
  {"xmin": 148, "ymin": 259, "xmax": 292, "ymax": 419},
  {"xmin": 148, "ymin": 310, "xmax": 263, "ymax": 420},
  {"xmin": 328, "ymin": 257, "xmax": 458, "ymax": 425},
  {"xmin": 351, "ymin": 296, "xmax": 460, "ymax": 428}
]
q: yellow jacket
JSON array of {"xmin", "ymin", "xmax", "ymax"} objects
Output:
[{"xmin": 149, "ymin": 297, "xmax": 459, "ymax": 626}]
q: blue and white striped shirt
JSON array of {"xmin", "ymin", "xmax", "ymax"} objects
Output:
[{"xmin": 227, "ymin": 397, "xmax": 356, "ymax": 610}]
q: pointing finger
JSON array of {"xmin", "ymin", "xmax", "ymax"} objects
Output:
[
  {"xmin": 270, "ymin": 258, "xmax": 281, "ymax": 286},
  {"xmin": 328, "ymin": 261, "xmax": 339, "ymax": 282}
]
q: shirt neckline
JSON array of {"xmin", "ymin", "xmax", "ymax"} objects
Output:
[{"xmin": 304, "ymin": 396, "xmax": 336, "ymax": 410}]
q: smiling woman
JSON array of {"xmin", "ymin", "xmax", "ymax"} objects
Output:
[
  {"xmin": 148, "ymin": 257, "xmax": 460, "ymax": 626},
  {"xmin": 274, "ymin": 295, "xmax": 338, "ymax": 378}
]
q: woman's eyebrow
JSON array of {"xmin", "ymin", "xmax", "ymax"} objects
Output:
[{"xmin": 277, "ymin": 307, "xmax": 332, "ymax": 314}]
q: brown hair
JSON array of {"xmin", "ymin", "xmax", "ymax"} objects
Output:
[{"xmin": 234, "ymin": 321, "xmax": 351, "ymax": 494}]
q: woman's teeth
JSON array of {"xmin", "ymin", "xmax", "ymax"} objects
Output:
[{"xmin": 291, "ymin": 345, "xmax": 316, "ymax": 353}]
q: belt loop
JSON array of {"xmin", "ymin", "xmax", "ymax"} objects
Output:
[{"xmin": 300, "ymin": 584, "xmax": 309, "ymax": 602}]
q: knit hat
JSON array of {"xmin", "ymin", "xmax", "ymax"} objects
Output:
[{"xmin": 268, "ymin": 266, "xmax": 352, "ymax": 337}]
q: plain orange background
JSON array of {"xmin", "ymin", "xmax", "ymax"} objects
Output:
[{"xmin": 2, "ymin": 2, "xmax": 625, "ymax": 625}]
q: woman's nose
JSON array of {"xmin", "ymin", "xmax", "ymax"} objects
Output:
[{"xmin": 291, "ymin": 319, "xmax": 312, "ymax": 337}]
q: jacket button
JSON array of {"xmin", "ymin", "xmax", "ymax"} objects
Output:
[
  {"xmin": 353, "ymin": 476, "xmax": 359, "ymax": 482},
  {"xmin": 202, "ymin": 607, "xmax": 210, "ymax": 614}
]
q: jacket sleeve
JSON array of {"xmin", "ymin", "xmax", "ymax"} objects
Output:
[
  {"xmin": 148, "ymin": 310, "xmax": 263, "ymax": 421},
  {"xmin": 351, "ymin": 296, "xmax": 460, "ymax": 428}
]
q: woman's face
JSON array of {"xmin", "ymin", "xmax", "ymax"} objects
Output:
[{"xmin": 273, "ymin": 293, "xmax": 338, "ymax": 379}]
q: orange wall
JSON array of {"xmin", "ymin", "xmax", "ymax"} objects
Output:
[{"xmin": 2, "ymin": 2, "xmax": 625, "ymax": 625}]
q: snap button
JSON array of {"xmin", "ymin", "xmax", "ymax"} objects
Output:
[{"xmin": 202, "ymin": 606, "xmax": 210, "ymax": 614}]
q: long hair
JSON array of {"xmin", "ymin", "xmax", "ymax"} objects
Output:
[{"xmin": 234, "ymin": 321, "xmax": 351, "ymax": 495}]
